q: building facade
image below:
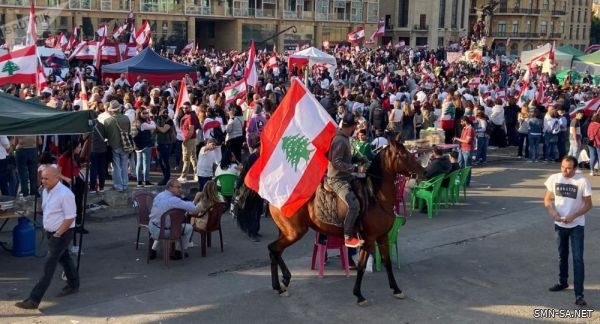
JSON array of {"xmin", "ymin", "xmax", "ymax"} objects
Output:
[
  {"xmin": 379, "ymin": 0, "xmax": 472, "ymax": 49},
  {"xmin": 468, "ymin": 0, "xmax": 593, "ymax": 56},
  {"xmin": 0, "ymin": 0, "xmax": 379, "ymax": 51}
]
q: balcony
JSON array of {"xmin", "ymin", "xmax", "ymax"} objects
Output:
[
  {"xmin": 69, "ymin": 0, "xmax": 91, "ymax": 9},
  {"xmin": 328, "ymin": 12, "xmax": 348, "ymax": 21},
  {"xmin": 185, "ymin": 5, "xmax": 212, "ymax": 15},
  {"xmin": 550, "ymin": 33, "xmax": 562, "ymax": 38},
  {"xmin": 140, "ymin": 1, "xmax": 184, "ymax": 14},
  {"xmin": 350, "ymin": 13, "xmax": 362, "ymax": 22},
  {"xmin": 413, "ymin": 24, "xmax": 429, "ymax": 31},
  {"xmin": 366, "ymin": 14, "xmax": 378, "ymax": 23},
  {"xmin": 315, "ymin": 12, "xmax": 328, "ymax": 20},
  {"xmin": 552, "ymin": 10, "xmax": 566, "ymax": 16},
  {"xmin": 98, "ymin": 0, "xmax": 131, "ymax": 11},
  {"xmin": 233, "ymin": 7, "xmax": 250, "ymax": 17},
  {"xmin": 283, "ymin": 9, "xmax": 303, "ymax": 19},
  {"xmin": 491, "ymin": 32, "xmax": 540, "ymax": 38},
  {"xmin": 254, "ymin": 8, "xmax": 277, "ymax": 18}
]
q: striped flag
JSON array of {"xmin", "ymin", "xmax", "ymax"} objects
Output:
[
  {"xmin": 223, "ymin": 79, "xmax": 247, "ymax": 104},
  {"xmin": 244, "ymin": 40, "xmax": 258, "ymax": 88},
  {"xmin": 0, "ymin": 45, "xmax": 38, "ymax": 86},
  {"xmin": 244, "ymin": 78, "xmax": 337, "ymax": 217},
  {"xmin": 26, "ymin": 3, "xmax": 37, "ymax": 46},
  {"xmin": 175, "ymin": 77, "xmax": 190, "ymax": 109}
]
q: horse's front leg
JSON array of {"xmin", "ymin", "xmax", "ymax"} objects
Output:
[
  {"xmin": 268, "ymin": 242, "xmax": 282, "ymax": 293},
  {"xmin": 376, "ymin": 236, "xmax": 404, "ymax": 299},
  {"xmin": 352, "ymin": 242, "xmax": 372, "ymax": 306}
]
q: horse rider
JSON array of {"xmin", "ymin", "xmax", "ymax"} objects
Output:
[{"xmin": 327, "ymin": 113, "xmax": 364, "ymax": 248}]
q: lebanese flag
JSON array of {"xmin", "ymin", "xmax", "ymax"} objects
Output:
[
  {"xmin": 225, "ymin": 63, "xmax": 240, "ymax": 76},
  {"xmin": 67, "ymin": 26, "xmax": 79, "ymax": 51},
  {"xmin": 35, "ymin": 64, "xmax": 47, "ymax": 95},
  {"xmin": 347, "ymin": 27, "xmax": 365, "ymax": 43},
  {"xmin": 94, "ymin": 26, "xmax": 107, "ymax": 70},
  {"xmin": 175, "ymin": 77, "xmax": 190, "ymax": 109},
  {"xmin": 55, "ymin": 32, "xmax": 68, "ymax": 50},
  {"xmin": 113, "ymin": 23, "xmax": 128, "ymax": 40},
  {"xmin": 135, "ymin": 20, "xmax": 151, "ymax": 48},
  {"xmin": 245, "ymin": 78, "xmax": 337, "ymax": 217},
  {"xmin": 244, "ymin": 40, "xmax": 258, "ymax": 88},
  {"xmin": 181, "ymin": 42, "xmax": 194, "ymax": 54},
  {"xmin": 536, "ymin": 79, "xmax": 545, "ymax": 103},
  {"xmin": 516, "ymin": 82, "xmax": 530, "ymax": 106},
  {"xmin": 96, "ymin": 23, "xmax": 108, "ymax": 38},
  {"xmin": 223, "ymin": 78, "xmax": 247, "ymax": 104},
  {"xmin": 0, "ymin": 45, "xmax": 38, "ymax": 86},
  {"xmin": 266, "ymin": 55, "xmax": 278, "ymax": 69},
  {"xmin": 367, "ymin": 18, "xmax": 385, "ymax": 43},
  {"xmin": 26, "ymin": 3, "xmax": 36, "ymax": 46}
]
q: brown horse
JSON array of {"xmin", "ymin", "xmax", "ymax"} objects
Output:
[{"xmin": 268, "ymin": 135, "xmax": 425, "ymax": 305}]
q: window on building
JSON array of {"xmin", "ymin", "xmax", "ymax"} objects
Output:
[
  {"xmin": 528, "ymin": 0, "xmax": 533, "ymax": 9},
  {"xmin": 415, "ymin": 37, "xmax": 428, "ymax": 46},
  {"xmin": 451, "ymin": 0, "xmax": 457, "ymax": 28},
  {"xmin": 576, "ymin": 26, "xmax": 579, "ymax": 40},
  {"xmin": 578, "ymin": 9, "xmax": 581, "ymax": 23},
  {"xmin": 570, "ymin": 25, "xmax": 573, "ymax": 38},
  {"xmin": 420, "ymin": 14, "xmax": 426, "ymax": 29},
  {"xmin": 583, "ymin": 26, "xmax": 587, "ymax": 39},
  {"xmin": 542, "ymin": 0, "xmax": 548, "ymax": 10},
  {"xmin": 438, "ymin": 37, "xmax": 444, "ymax": 47},
  {"xmin": 540, "ymin": 21, "xmax": 547, "ymax": 34},
  {"xmin": 498, "ymin": 21, "xmax": 507, "ymax": 36},
  {"xmin": 398, "ymin": 0, "xmax": 409, "ymax": 27},
  {"xmin": 550, "ymin": 21, "xmax": 554, "ymax": 34},
  {"xmin": 438, "ymin": 0, "xmax": 446, "ymax": 28},
  {"xmin": 512, "ymin": 21, "xmax": 519, "ymax": 36},
  {"xmin": 460, "ymin": 0, "xmax": 465, "ymax": 28},
  {"xmin": 526, "ymin": 20, "xmax": 531, "ymax": 33},
  {"xmin": 560, "ymin": 21, "xmax": 565, "ymax": 34},
  {"xmin": 514, "ymin": 0, "xmax": 519, "ymax": 10}
]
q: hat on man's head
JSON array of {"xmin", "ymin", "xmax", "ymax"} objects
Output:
[
  {"xmin": 341, "ymin": 113, "xmax": 357, "ymax": 127},
  {"xmin": 108, "ymin": 100, "xmax": 122, "ymax": 112}
]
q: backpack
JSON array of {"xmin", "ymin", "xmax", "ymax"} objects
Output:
[{"xmin": 115, "ymin": 120, "xmax": 135, "ymax": 153}]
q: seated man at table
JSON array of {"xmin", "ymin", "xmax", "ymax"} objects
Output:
[
  {"xmin": 148, "ymin": 179, "xmax": 198, "ymax": 260},
  {"xmin": 424, "ymin": 146, "xmax": 451, "ymax": 180},
  {"xmin": 441, "ymin": 151, "xmax": 461, "ymax": 188}
]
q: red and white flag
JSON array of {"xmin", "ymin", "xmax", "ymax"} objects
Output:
[
  {"xmin": 55, "ymin": 32, "xmax": 68, "ymax": 50},
  {"xmin": 135, "ymin": 20, "xmax": 152, "ymax": 48},
  {"xmin": 94, "ymin": 25, "xmax": 108, "ymax": 70},
  {"xmin": 244, "ymin": 40, "xmax": 258, "ymax": 88},
  {"xmin": 225, "ymin": 63, "xmax": 240, "ymax": 76},
  {"xmin": 67, "ymin": 26, "xmax": 79, "ymax": 51},
  {"xmin": 35, "ymin": 64, "xmax": 47, "ymax": 95},
  {"xmin": 245, "ymin": 78, "xmax": 337, "ymax": 217},
  {"xmin": 367, "ymin": 18, "xmax": 385, "ymax": 43},
  {"xmin": 223, "ymin": 79, "xmax": 247, "ymax": 104},
  {"xmin": 80, "ymin": 76, "xmax": 89, "ymax": 110},
  {"xmin": 26, "ymin": 3, "xmax": 37, "ymax": 46},
  {"xmin": 266, "ymin": 55, "xmax": 278, "ymax": 69},
  {"xmin": 347, "ymin": 27, "xmax": 365, "ymax": 43},
  {"xmin": 380, "ymin": 74, "xmax": 391, "ymax": 91},
  {"xmin": 96, "ymin": 23, "xmax": 108, "ymax": 38},
  {"xmin": 181, "ymin": 42, "xmax": 194, "ymax": 54},
  {"xmin": 0, "ymin": 45, "xmax": 38, "ymax": 86},
  {"xmin": 536, "ymin": 78, "xmax": 545, "ymax": 103},
  {"xmin": 113, "ymin": 23, "xmax": 128, "ymax": 40},
  {"xmin": 517, "ymin": 82, "xmax": 530, "ymax": 106},
  {"xmin": 175, "ymin": 77, "xmax": 190, "ymax": 109}
]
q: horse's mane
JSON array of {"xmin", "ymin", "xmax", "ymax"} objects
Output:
[{"xmin": 366, "ymin": 146, "xmax": 386, "ymax": 197}]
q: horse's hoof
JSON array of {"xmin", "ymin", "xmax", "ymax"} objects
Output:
[
  {"xmin": 393, "ymin": 291, "xmax": 406, "ymax": 299},
  {"xmin": 279, "ymin": 290, "xmax": 290, "ymax": 297},
  {"xmin": 357, "ymin": 299, "xmax": 369, "ymax": 307}
]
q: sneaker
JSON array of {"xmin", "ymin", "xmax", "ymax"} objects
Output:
[
  {"xmin": 548, "ymin": 283, "xmax": 568, "ymax": 292},
  {"xmin": 14, "ymin": 299, "xmax": 38, "ymax": 310},
  {"xmin": 344, "ymin": 236, "xmax": 364, "ymax": 248},
  {"xmin": 170, "ymin": 251, "xmax": 189, "ymax": 260},
  {"xmin": 145, "ymin": 181, "xmax": 154, "ymax": 187},
  {"xmin": 575, "ymin": 296, "xmax": 587, "ymax": 306},
  {"xmin": 56, "ymin": 285, "xmax": 79, "ymax": 298},
  {"xmin": 177, "ymin": 177, "xmax": 186, "ymax": 183},
  {"xmin": 149, "ymin": 249, "xmax": 157, "ymax": 260},
  {"xmin": 137, "ymin": 181, "xmax": 143, "ymax": 188}
]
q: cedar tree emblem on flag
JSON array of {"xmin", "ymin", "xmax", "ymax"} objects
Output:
[
  {"xmin": 281, "ymin": 134, "xmax": 314, "ymax": 172},
  {"xmin": 2, "ymin": 61, "xmax": 19, "ymax": 75}
]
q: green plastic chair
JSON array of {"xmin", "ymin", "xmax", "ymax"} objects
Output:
[
  {"xmin": 457, "ymin": 166, "xmax": 472, "ymax": 202},
  {"xmin": 214, "ymin": 174, "xmax": 239, "ymax": 198},
  {"xmin": 439, "ymin": 169, "xmax": 461, "ymax": 208},
  {"xmin": 374, "ymin": 216, "xmax": 407, "ymax": 271},
  {"xmin": 410, "ymin": 174, "xmax": 445, "ymax": 219}
]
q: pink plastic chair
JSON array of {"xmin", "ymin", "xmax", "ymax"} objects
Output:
[
  {"xmin": 395, "ymin": 175, "xmax": 408, "ymax": 216},
  {"xmin": 310, "ymin": 232, "xmax": 350, "ymax": 278}
]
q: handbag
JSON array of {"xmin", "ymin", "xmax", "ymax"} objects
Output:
[{"xmin": 115, "ymin": 120, "xmax": 135, "ymax": 153}]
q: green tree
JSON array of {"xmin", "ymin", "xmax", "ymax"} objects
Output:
[
  {"xmin": 592, "ymin": 16, "xmax": 600, "ymax": 45},
  {"xmin": 281, "ymin": 134, "xmax": 314, "ymax": 172},
  {"xmin": 2, "ymin": 60, "xmax": 20, "ymax": 75}
]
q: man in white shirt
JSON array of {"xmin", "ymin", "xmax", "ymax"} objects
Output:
[
  {"xmin": 15, "ymin": 167, "xmax": 80, "ymax": 310},
  {"xmin": 544, "ymin": 156, "xmax": 592, "ymax": 307},
  {"xmin": 114, "ymin": 73, "xmax": 130, "ymax": 88}
]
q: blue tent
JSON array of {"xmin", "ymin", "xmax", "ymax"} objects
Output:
[{"xmin": 101, "ymin": 48, "xmax": 196, "ymax": 84}]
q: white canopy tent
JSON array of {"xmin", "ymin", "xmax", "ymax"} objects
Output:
[
  {"xmin": 288, "ymin": 47, "xmax": 337, "ymax": 76},
  {"xmin": 519, "ymin": 43, "xmax": 573, "ymax": 72}
]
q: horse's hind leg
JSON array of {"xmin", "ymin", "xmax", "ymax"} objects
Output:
[
  {"xmin": 268, "ymin": 241, "xmax": 282, "ymax": 293},
  {"xmin": 376, "ymin": 236, "xmax": 404, "ymax": 299},
  {"xmin": 268, "ymin": 229, "xmax": 307, "ymax": 296}
]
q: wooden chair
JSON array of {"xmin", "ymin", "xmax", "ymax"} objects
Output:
[
  {"xmin": 192, "ymin": 202, "xmax": 228, "ymax": 257},
  {"xmin": 132, "ymin": 191, "xmax": 155, "ymax": 250},
  {"xmin": 147, "ymin": 208, "xmax": 187, "ymax": 266}
]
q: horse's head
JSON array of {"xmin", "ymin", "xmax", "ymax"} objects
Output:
[{"xmin": 384, "ymin": 134, "xmax": 425, "ymax": 178}]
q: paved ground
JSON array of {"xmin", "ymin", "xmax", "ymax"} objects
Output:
[{"xmin": 1, "ymin": 147, "xmax": 600, "ymax": 323}]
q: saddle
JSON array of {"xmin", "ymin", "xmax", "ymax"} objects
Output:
[{"xmin": 315, "ymin": 178, "xmax": 368, "ymax": 228}]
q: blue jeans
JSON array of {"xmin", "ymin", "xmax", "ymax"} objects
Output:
[
  {"xmin": 555, "ymin": 225, "xmax": 585, "ymax": 298},
  {"xmin": 0, "ymin": 158, "xmax": 8, "ymax": 195},
  {"xmin": 157, "ymin": 143, "xmax": 171, "ymax": 184},
  {"xmin": 528, "ymin": 134, "xmax": 541, "ymax": 161},
  {"xmin": 15, "ymin": 148, "xmax": 37, "ymax": 196},
  {"xmin": 136, "ymin": 147, "xmax": 152, "ymax": 183},
  {"xmin": 89, "ymin": 152, "xmax": 107, "ymax": 191},
  {"xmin": 544, "ymin": 133, "xmax": 558, "ymax": 161},
  {"xmin": 587, "ymin": 145, "xmax": 600, "ymax": 171},
  {"xmin": 111, "ymin": 148, "xmax": 130, "ymax": 190},
  {"xmin": 475, "ymin": 137, "xmax": 488, "ymax": 163},
  {"xmin": 458, "ymin": 150, "xmax": 471, "ymax": 186}
]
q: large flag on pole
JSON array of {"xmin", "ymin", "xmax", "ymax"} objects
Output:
[
  {"xmin": 367, "ymin": 18, "xmax": 385, "ymax": 43},
  {"xmin": 175, "ymin": 77, "xmax": 190, "ymax": 109},
  {"xmin": 0, "ymin": 45, "xmax": 38, "ymax": 86},
  {"xmin": 347, "ymin": 27, "xmax": 365, "ymax": 43},
  {"xmin": 80, "ymin": 73, "xmax": 89, "ymax": 110},
  {"xmin": 244, "ymin": 78, "xmax": 337, "ymax": 217},
  {"xmin": 135, "ymin": 20, "xmax": 151, "ymax": 48},
  {"xmin": 67, "ymin": 25, "xmax": 79, "ymax": 51},
  {"xmin": 26, "ymin": 3, "xmax": 37, "ymax": 46},
  {"xmin": 94, "ymin": 25, "xmax": 107, "ymax": 71},
  {"xmin": 244, "ymin": 40, "xmax": 258, "ymax": 88},
  {"xmin": 35, "ymin": 64, "xmax": 47, "ymax": 95}
]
